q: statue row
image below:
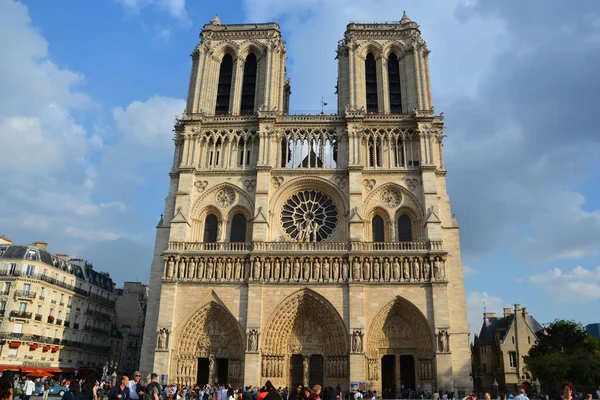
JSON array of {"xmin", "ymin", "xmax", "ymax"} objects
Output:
[
  {"xmin": 262, "ymin": 355, "xmax": 285, "ymax": 378},
  {"xmin": 164, "ymin": 255, "xmax": 447, "ymax": 283},
  {"xmin": 327, "ymin": 356, "xmax": 348, "ymax": 378}
]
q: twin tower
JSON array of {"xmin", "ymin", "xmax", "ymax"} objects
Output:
[{"xmin": 140, "ymin": 13, "xmax": 472, "ymax": 396}]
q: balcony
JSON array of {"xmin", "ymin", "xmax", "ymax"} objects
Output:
[
  {"xmin": 0, "ymin": 289, "xmax": 10, "ymax": 296},
  {"xmin": 47, "ymin": 316, "xmax": 55, "ymax": 323},
  {"xmin": 73, "ymin": 323, "xmax": 79, "ymax": 329},
  {"xmin": 50, "ymin": 300, "xmax": 57, "ymax": 304},
  {"xmin": 0, "ymin": 310, "xmax": 5, "ymax": 317},
  {"xmin": 39, "ymin": 295, "xmax": 45, "ymax": 300},
  {"xmin": 14, "ymin": 290, "xmax": 37, "ymax": 300},
  {"xmin": 84, "ymin": 309, "xmax": 112, "ymax": 321},
  {"xmin": 59, "ymin": 302, "xmax": 65, "ymax": 307},
  {"xmin": 10, "ymin": 310, "xmax": 32, "ymax": 319},
  {"xmin": 167, "ymin": 241, "xmax": 251, "ymax": 252},
  {"xmin": 56, "ymin": 319, "xmax": 63, "ymax": 326},
  {"xmin": 63, "ymin": 320, "xmax": 70, "ymax": 328},
  {"xmin": 35, "ymin": 314, "xmax": 42, "ymax": 321}
]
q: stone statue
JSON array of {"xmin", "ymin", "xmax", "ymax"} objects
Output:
[
  {"xmin": 209, "ymin": 354, "xmax": 215, "ymax": 379},
  {"xmin": 383, "ymin": 258, "xmax": 391, "ymax": 281},
  {"xmin": 434, "ymin": 259, "xmax": 441, "ymax": 280},
  {"xmin": 363, "ymin": 258, "xmax": 371, "ymax": 281},
  {"xmin": 352, "ymin": 330, "xmax": 363, "ymax": 353},
  {"xmin": 293, "ymin": 258, "xmax": 300, "ymax": 281},
  {"xmin": 373, "ymin": 259, "xmax": 381, "ymax": 281},
  {"xmin": 216, "ymin": 258, "xmax": 223, "ymax": 280},
  {"xmin": 313, "ymin": 258, "xmax": 321, "ymax": 281},
  {"xmin": 253, "ymin": 258, "xmax": 261, "ymax": 280},
  {"xmin": 283, "ymin": 258, "xmax": 291, "ymax": 281},
  {"xmin": 273, "ymin": 258, "xmax": 281, "ymax": 281},
  {"xmin": 322, "ymin": 258, "xmax": 330, "ymax": 281},
  {"xmin": 438, "ymin": 331, "xmax": 446, "ymax": 352},
  {"xmin": 225, "ymin": 258, "xmax": 233, "ymax": 280},
  {"xmin": 248, "ymin": 330, "xmax": 258, "ymax": 352},
  {"xmin": 403, "ymin": 259, "xmax": 410, "ymax": 280},
  {"xmin": 102, "ymin": 362, "xmax": 108, "ymax": 377},
  {"xmin": 157, "ymin": 328, "xmax": 168, "ymax": 350},
  {"xmin": 412, "ymin": 259, "xmax": 420, "ymax": 281},
  {"xmin": 393, "ymin": 258, "xmax": 400, "ymax": 281},
  {"xmin": 332, "ymin": 258, "xmax": 340, "ymax": 281},
  {"xmin": 234, "ymin": 258, "xmax": 242, "ymax": 280},
  {"xmin": 352, "ymin": 257, "xmax": 361, "ymax": 281},
  {"xmin": 244, "ymin": 259, "xmax": 251, "ymax": 280},
  {"xmin": 197, "ymin": 258, "xmax": 205, "ymax": 280},
  {"xmin": 423, "ymin": 259, "xmax": 431, "ymax": 281},
  {"xmin": 342, "ymin": 258, "xmax": 349, "ymax": 281},
  {"xmin": 178, "ymin": 258, "xmax": 186, "ymax": 279},
  {"xmin": 303, "ymin": 357, "xmax": 309, "ymax": 386},
  {"xmin": 188, "ymin": 258, "xmax": 196, "ymax": 279},
  {"xmin": 206, "ymin": 259, "xmax": 214, "ymax": 280},
  {"xmin": 264, "ymin": 258, "xmax": 271, "ymax": 281},
  {"xmin": 166, "ymin": 258, "xmax": 174, "ymax": 278},
  {"xmin": 303, "ymin": 258, "xmax": 311, "ymax": 281}
]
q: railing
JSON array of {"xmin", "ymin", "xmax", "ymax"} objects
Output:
[
  {"xmin": 351, "ymin": 241, "xmax": 444, "ymax": 251},
  {"xmin": 83, "ymin": 325, "xmax": 109, "ymax": 336},
  {"xmin": 167, "ymin": 242, "xmax": 251, "ymax": 252},
  {"xmin": 14, "ymin": 290, "xmax": 36, "ymax": 299},
  {"xmin": 56, "ymin": 319, "xmax": 63, "ymax": 325},
  {"xmin": 84, "ymin": 309, "xmax": 112, "ymax": 321},
  {"xmin": 253, "ymin": 242, "xmax": 349, "ymax": 252},
  {"xmin": 34, "ymin": 314, "xmax": 42, "ymax": 321},
  {"xmin": 10, "ymin": 310, "xmax": 32, "ymax": 319},
  {"xmin": 59, "ymin": 302, "xmax": 64, "ymax": 307},
  {"xmin": 0, "ymin": 289, "xmax": 10, "ymax": 295},
  {"xmin": 63, "ymin": 320, "xmax": 70, "ymax": 328},
  {"xmin": 87, "ymin": 292, "xmax": 115, "ymax": 307},
  {"xmin": 0, "ymin": 310, "xmax": 5, "ymax": 317},
  {"xmin": 47, "ymin": 316, "xmax": 55, "ymax": 323},
  {"xmin": 50, "ymin": 299, "xmax": 57, "ymax": 304},
  {"xmin": 39, "ymin": 295, "xmax": 45, "ymax": 300}
]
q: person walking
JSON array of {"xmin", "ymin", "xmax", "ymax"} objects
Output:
[
  {"xmin": 109, "ymin": 377, "xmax": 131, "ymax": 400},
  {"xmin": 43, "ymin": 381, "xmax": 50, "ymax": 400},
  {"xmin": 127, "ymin": 372, "xmax": 144, "ymax": 400},
  {"xmin": 22, "ymin": 378, "xmax": 35, "ymax": 400},
  {"xmin": 514, "ymin": 389, "xmax": 528, "ymax": 400}
]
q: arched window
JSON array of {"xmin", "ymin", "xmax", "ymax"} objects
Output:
[
  {"xmin": 397, "ymin": 215, "xmax": 412, "ymax": 242},
  {"xmin": 368, "ymin": 137, "xmax": 382, "ymax": 168},
  {"xmin": 240, "ymin": 53, "xmax": 257, "ymax": 115},
  {"xmin": 365, "ymin": 52, "xmax": 378, "ymax": 113},
  {"xmin": 208, "ymin": 138, "xmax": 222, "ymax": 168},
  {"xmin": 230, "ymin": 214, "xmax": 247, "ymax": 242},
  {"xmin": 372, "ymin": 215, "xmax": 385, "ymax": 242},
  {"xmin": 215, "ymin": 54, "xmax": 233, "ymax": 115},
  {"xmin": 387, "ymin": 53, "xmax": 402, "ymax": 113},
  {"xmin": 203, "ymin": 214, "xmax": 219, "ymax": 243}
]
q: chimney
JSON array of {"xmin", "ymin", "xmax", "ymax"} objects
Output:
[
  {"xmin": 56, "ymin": 253, "xmax": 69, "ymax": 262},
  {"xmin": 503, "ymin": 308, "xmax": 512, "ymax": 318},
  {"xmin": 514, "ymin": 303, "xmax": 521, "ymax": 312},
  {"xmin": 32, "ymin": 241, "xmax": 48, "ymax": 251},
  {"xmin": 484, "ymin": 312, "xmax": 496, "ymax": 319},
  {"xmin": 522, "ymin": 307, "xmax": 528, "ymax": 316}
]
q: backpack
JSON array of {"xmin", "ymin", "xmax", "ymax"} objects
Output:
[{"xmin": 144, "ymin": 382, "xmax": 161, "ymax": 400}]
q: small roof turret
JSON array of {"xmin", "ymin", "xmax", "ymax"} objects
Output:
[
  {"xmin": 400, "ymin": 11, "xmax": 411, "ymax": 25},
  {"xmin": 210, "ymin": 14, "xmax": 221, "ymax": 25}
]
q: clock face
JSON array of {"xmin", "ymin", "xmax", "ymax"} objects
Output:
[{"xmin": 281, "ymin": 190, "xmax": 338, "ymax": 242}]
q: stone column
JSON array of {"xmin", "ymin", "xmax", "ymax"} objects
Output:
[{"xmin": 231, "ymin": 57, "xmax": 244, "ymax": 115}]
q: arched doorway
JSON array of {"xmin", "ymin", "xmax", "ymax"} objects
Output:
[
  {"xmin": 173, "ymin": 301, "xmax": 244, "ymax": 387},
  {"xmin": 367, "ymin": 297, "xmax": 434, "ymax": 396},
  {"xmin": 261, "ymin": 289, "xmax": 349, "ymax": 389}
]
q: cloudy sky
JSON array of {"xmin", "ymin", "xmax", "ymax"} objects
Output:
[{"xmin": 1, "ymin": 0, "xmax": 599, "ymax": 335}]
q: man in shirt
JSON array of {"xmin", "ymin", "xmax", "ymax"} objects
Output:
[
  {"xmin": 144, "ymin": 374, "xmax": 162, "ymax": 400},
  {"xmin": 127, "ymin": 372, "xmax": 144, "ymax": 400},
  {"xmin": 514, "ymin": 389, "xmax": 529, "ymax": 400},
  {"xmin": 109, "ymin": 376, "xmax": 131, "ymax": 400},
  {"xmin": 23, "ymin": 378, "xmax": 35, "ymax": 400}
]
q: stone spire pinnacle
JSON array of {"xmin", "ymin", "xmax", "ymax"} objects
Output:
[
  {"xmin": 400, "ymin": 11, "xmax": 411, "ymax": 25},
  {"xmin": 210, "ymin": 13, "xmax": 221, "ymax": 25}
]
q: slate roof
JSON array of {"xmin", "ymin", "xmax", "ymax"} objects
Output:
[{"xmin": 477, "ymin": 313, "xmax": 544, "ymax": 343}]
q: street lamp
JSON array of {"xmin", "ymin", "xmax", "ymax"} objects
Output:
[
  {"xmin": 534, "ymin": 379, "xmax": 541, "ymax": 396},
  {"xmin": 493, "ymin": 379, "xmax": 499, "ymax": 399}
]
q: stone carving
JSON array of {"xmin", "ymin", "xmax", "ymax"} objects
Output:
[
  {"xmin": 178, "ymin": 258, "xmax": 186, "ymax": 279},
  {"xmin": 243, "ymin": 179, "xmax": 256, "ymax": 192},
  {"xmin": 303, "ymin": 258, "xmax": 311, "ymax": 281},
  {"xmin": 412, "ymin": 258, "xmax": 420, "ymax": 281},
  {"xmin": 393, "ymin": 258, "xmax": 401, "ymax": 281},
  {"xmin": 312, "ymin": 258, "xmax": 321, "ymax": 280},
  {"xmin": 433, "ymin": 259, "xmax": 441, "ymax": 280},
  {"xmin": 342, "ymin": 258, "xmax": 349, "ymax": 281},
  {"xmin": 281, "ymin": 190, "xmax": 338, "ymax": 242},
  {"xmin": 234, "ymin": 259, "xmax": 242, "ymax": 280},
  {"xmin": 351, "ymin": 330, "xmax": 363, "ymax": 353},
  {"xmin": 383, "ymin": 258, "xmax": 391, "ymax": 282},
  {"xmin": 405, "ymin": 178, "xmax": 419, "ymax": 191},
  {"xmin": 423, "ymin": 259, "xmax": 431, "ymax": 281},
  {"xmin": 367, "ymin": 358, "xmax": 379, "ymax": 380},
  {"xmin": 166, "ymin": 257, "xmax": 174, "ymax": 278},
  {"xmin": 215, "ymin": 188, "xmax": 235, "ymax": 208},
  {"xmin": 194, "ymin": 180, "xmax": 208, "ymax": 192},
  {"xmin": 157, "ymin": 328, "xmax": 169, "ymax": 350},
  {"xmin": 253, "ymin": 258, "xmax": 261, "ymax": 280},
  {"xmin": 334, "ymin": 175, "xmax": 347, "ymax": 188},
  {"xmin": 403, "ymin": 259, "xmax": 410, "ymax": 280},
  {"xmin": 247, "ymin": 329, "xmax": 259, "ymax": 352},
  {"xmin": 419, "ymin": 359, "xmax": 433, "ymax": 380},
  {"xmin": 363, "ymin": 258, "xmax": 371, "ymax": 281},
  {"xmin": 363, "ymin": 179, "xmax": 376, "ymax": 192},
  {"xmin": 197, "ymin": 258, "xmax": 205, "ymax": 280},
  {"xmin": 263, "ymin": 258, "xmax": 271, "ymax": 280},
  {"xmin": 283, "ymin": 258, "xmax": 291, "ymax": 280},
  {"xmin": 293, "ymin": 258, "xmax": 300, "ymax": 281},
  {"xmin": 437, "ymin": 329, "xmax": 450, "ymax": 353},
  {"xmin": 332, "ymin": 258, "xmax": 340, "ymax": 281},
  {"xmin": 216, "ymin": 258, "xmax": 223, "ymax": 280},
  {"xmin": 373, "ymin": 258, "xmax": 381, "ymax": 281},
  {"xmin": 322, "ymin": 258, "xmax": 330, "ymax": 281},
  {"xmin": 206, "ymin": 258, "xmax": 214, "ymax": 280},
  {"xmin": 273, "ymin": 258, "xmax": 281, "ymax": 281},
  {"xmin": 270, "ymin": 176, "xmax": 284, "ymax": 188},
  {"xmin": 225, "ymin": 258, "xmax": 233, "ymax": 280},
  {"xmin": 188, "ymin": 258, "xmax": 196, "ymax": 279},
  {"xmin": 352, "ymin": 257, "xmax": 361, "ymax": 281},
  {"xmin": 381, "ymin": 188, "xmax": 401, "ymax": 208}
]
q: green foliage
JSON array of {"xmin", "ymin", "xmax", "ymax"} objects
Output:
[{"xmin": 524, "ymin": 320, "xmax": 600, "ymax": 395}]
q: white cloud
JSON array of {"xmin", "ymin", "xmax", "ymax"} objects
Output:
[
  {"xmin": 518, "ymin": 265, "xmax": 600, "ymax": 300},
  {"xmin": 467, "ymin": 291, "xmax": 508, "ymax": 337},
  {"xmin": 463, "ymin": 265, "xmax": 478, "ymax": 276},
  {"xmin": 116, "ymin": 0, "xmax": 187, "ymax": 20}
]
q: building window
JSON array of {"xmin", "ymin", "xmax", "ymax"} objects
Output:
[
  {"xmin": 0, "ymin": 301, "xmax": 6, "ymax": 311},
  {"xmin": 9, "ymin": 263, "xmax": 17, "ymax": 275},
  {"xmin": 387, "ymin": 52, "xmax": 402, "ymax": 113},
  {"xmin": 18, "ymin": 302, "xmax": 27, "ymax": 313},
  {"xmin": 40, "ymin": 287, "xmax": 45, "ymax": 299},
  {"xmin": 203, "ymin": 214, "xmax": 219, "ymax": 243},
  {"xmin": 25, "ymin": 265, "xmax": 35, "ymax": 276},
  {"xmin": 372, "ymin": 215, "xmax": 385, "ymax": 242},
  {"xmin": 512, "ymin": 336, "xmax": 515, "ymax": 344},
  {"xmin": 23, "ymin": 283, "xmax": 31, "ymax": 295},
  {"xmin": 365, "ymin": 52, "xmax": 378, "ymax": 113},
  {"xmin": 7, "ymin": 348, "xmax": 17, "ymax": 359},
  {"xmin": 240, "ymin": 53, "xmax": 257, "ymax": 114},
  {"xmin": 397, "ymin": 215, "xmax": 413, "ymax": 242},
  {"xmin": 3, "ymin": 282, "xmax": 10, "ymax": 293},
  {"xmin": 13, "ymin": 323, "xmax": 23, "ymax": 334},
  {"xmin": 528, "ymin": 336, "xmax": 531, "ymax": 344},
  {"xmin": 509, "ymin": 351, "xmax": 517, "ymax": 368},
  {"xmin": 230, "ymin": 214, "xmax": 247, "ymax": 243},
  {"xmin": 37, "ymin": 305, "xmax": 42, "ymax": 314},
  {"xmin": 215, "ymin": 54, "xmax": 234, "ymax": 115}
]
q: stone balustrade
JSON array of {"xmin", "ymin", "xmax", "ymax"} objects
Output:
[{"xmin": 162, "ymin": 254, "xmax": 447, "ymax": 284}]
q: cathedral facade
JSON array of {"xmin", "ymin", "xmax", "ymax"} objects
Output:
[{"xmin": 139, "ymin": 13, "xmax": 472, "ymax": 395}]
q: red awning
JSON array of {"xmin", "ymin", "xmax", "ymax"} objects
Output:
[
  {"xmin": 27, "ymin": 369, "xmax": 51, "ymax": 377},
  {"xmin": 42, "ymin": 345, "xmax": 51, "ymax": 351},
  {"xmin": 0, "ymin": 366, "xmax": 20, "ymax": 372},
  {"xmin": 9, "ymin": 342, "xmax": 21, "ymax": 348},
  {"xmin": 51, "ymin": 347, "xmax": 59, "ymax": 352}
]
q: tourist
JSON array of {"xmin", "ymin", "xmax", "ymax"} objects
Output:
[
  {"xmin": 109, "ymin": 377, "xmax": 131, "ymax": 400},
  {"xmin": 22, "ymin": 378, "xmax": 35, "ymax": 400},
  {"xmin": 558, "ymin": 384, "xmax": 575, "ymax": 400},
  {"xmin": 514, "ymin": 389, "xmax": 528, "ymax": 400},
  {"xmin": 312, "ymin": 387, "xmax": 321, "ymax": 400},
  {"xmin": 353, "ymin": 391, "xmax": 362, "ymax": 400},
  {"xmin": 63, "ymin": 381, "xmax": 83, "ymax": 400},
  {"xmin": 143, "ymin": 374, "xmax": 161, "ymax": 400},
  {"xmin": 321, "ymin": 387, "xmax": 336, "ymax": 400},
  {"xmin": 301, "ymin": 388, "xmax": 313, "ymax": 400},
  {"xmin": 289, "ymin": 385, "xmax": 302, "ymax": 400},
  {"xmin": 127, "ymin": 372, "xmax": 144, "ymax": 400},
  {"xmin": 462, "ymin": 393, "xmax": 477, "ymax": 400},
  {"xmin": 0, "ymin": 375, "xmax": 13, "ymax": 400},
  {"xmin": 82, "ymin": 374, "xmax": 100, "ymax": 400}
]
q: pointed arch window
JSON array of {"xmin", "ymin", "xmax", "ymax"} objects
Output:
[
  {"xmin": 388, "ymin": 53, "xmax": 402, "ymax": 114},
  {"xmin": 203, "ymin": 214, "xmax": 219, "ymax": 243},
  {"xmin": 240, "ymin": 53, "xmax": 257, "ymax": 115},
  {"xmin": 365, "ymin": 52, "xmax": 379, "ymax": 113},
  {"xmin": 397, "ymin": 214, "xmax": 412, "ymax": 242},
  {"xmin": 372, "ymin": 215, "xmax": 385, "ymax": 242},
  {"xmin": 215, "ymin": 54, "xmax": 233, "ymax": 115},
  {"xmin": 230, "ymin": 214, "xmax": 247, "ymax": 242}
]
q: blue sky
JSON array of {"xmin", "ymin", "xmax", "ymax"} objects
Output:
[{"xmin": 1, "ymin": 0, "xmax": 600, "ymax": 335}]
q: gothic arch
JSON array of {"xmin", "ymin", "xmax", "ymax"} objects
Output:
[
  {"xmin": 358, "ymin": 41, "xmax": 384, "ymax": 60},
  {"xmin": 366, "ymin": 296, "xmax": 434, "ymax": 359},
  {"xmin": 365, "ymin": 206, "xmax": 393, "ymax": 242},
  {"xmin": 382, "ymin": 42, "xmax": 408, "ymax": 60},
  {"xmin": 270, "ymin": 177, "xmax": 349, "ymax": 242},
  {"xmin": 394, "ymin": 207, "xmax": 422, "ymax": 241},
  {"xmin": 363, "ymin": 182, "xmax": 423, "ymax": 218},
  {"xmin": 191, "ymin": 182, "xmax": 255, "ymax": 220},
  {"xmin": 262, "ymin": 288, "xmax": 349, "ymax": 356},
  {"xmin": 211, "ymin": 41, "xmax": 239, "ymax": 61},
  {"xmin": 225, "ymin": 205, "xmax": 252, "ymax": 242},
  {"xmin": 171, "ymin": 299, "xmax": 245, "ymax": 386},
  {"xmin": 238, "ymin": 40, "xmax": 265, "ymax": 60}
]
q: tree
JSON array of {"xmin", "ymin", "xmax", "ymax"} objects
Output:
[{"xmin": 524, "ymin": 320, "xmax": 600, "ymax": 395}]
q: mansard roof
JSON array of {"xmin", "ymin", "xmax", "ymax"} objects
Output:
[{"xmin": 476, "ymin": 312, "xmax": 544, "ymax": 343}]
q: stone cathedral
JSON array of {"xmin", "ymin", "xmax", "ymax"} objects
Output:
[{"xmin": 140, "ymin": 13, "xmax": 472, "ymax": 395}]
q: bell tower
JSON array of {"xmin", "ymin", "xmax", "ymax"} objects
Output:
[
  {"xmin": 186, "ymin": 15, "xmax": 290, "ymax": 116},
  {"xmin": 336, "ymin": 12, "xmax": 432, "ymax": 114}
]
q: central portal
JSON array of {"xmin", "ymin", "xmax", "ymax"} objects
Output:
[
  {"xmin": 308, "ymin": 355, "xmax": 323, "ymax": 387},
  {"xmin": 290, "ymin": 354, "xmax": 304, "ymax": 386},
  {"xmin": 381, "ymin": 355, "xmax": 396, "ymax": 397},
  {"xmin": 217, "ymin": 358, "xmax": 229, "ymax": 384},
  {"xmin": 400, "ymin": 355, "xmax": 416, "ymax": 390},
  {"xmin": 197, "ymin": 358, "xmax": 209, "ymax": 385}
]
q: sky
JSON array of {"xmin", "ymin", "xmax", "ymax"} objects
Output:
[{"xmin": 1, "ymin": 0, "xmax": 600, "ymax": 336}]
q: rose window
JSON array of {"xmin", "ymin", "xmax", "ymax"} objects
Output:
[{"xmin": 281, "ymin": 190, "xmax": 338, "ymax": 242}]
